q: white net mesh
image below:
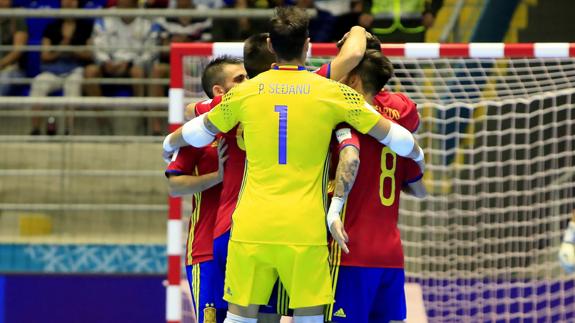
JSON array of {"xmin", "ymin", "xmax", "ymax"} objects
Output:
[
  {"xmin": 176, "ymin": 53, "xmax": 575, "ymax": 322},
  {"xmin": 391, "ymin": 58, "xmax": 575, "ymax": 104}
]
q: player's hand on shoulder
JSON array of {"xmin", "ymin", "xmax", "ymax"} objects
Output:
[
  {"xmin": 162, "ymin": 147, "xmax": 177, "ymax": 164},
  {"xmin": 162, "ymin": 133, "xmax": 177, "ymax": 164},
  {"xmin": 162, "ymin": 150, "xmax": 171, "ymax": 164},
  {"xmin": 217, "ymin": 138, "xmax": 228, "ymax": 182},
  {"xmin": 559, "ymin": 221, "xmax": 575, "ymax": 274}
]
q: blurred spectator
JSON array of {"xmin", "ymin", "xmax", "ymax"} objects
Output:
[
  {"xmin": 106, "ymin": 0, "xmax": 169, "ymax": 7},
  {"xmin": 144, "ymin": 0, "xmax": 169, "ymax": 7},
  {"xmin": 295, "ymin": 0, "xmax": 334, "ymax": 42},
  {"xmin": 360, "ymin": 0, "xmax": 443, "ymax": 42},
  {"xmin": 84, "ymin": 0, "xmax": 156, "ymax": 134},
  {"xmin": 193, "ymin": 0, "xmax": 224, "ymax": 7},
  {"xmin": 212, "ymin": 0, "xmax": 287, "ymax": 41},
  {"xmin": 314, "ymin": 0, "xmax": 351, "ymax": 16},
  {"xmin": 0, "ymin": 0, "xmax": 28, "ymax": 96},
  {"xmin": 29, "ymin": 0, "xmax": 94, "ymax": 135},
  {"xmin": 148, "ymin": 0, "xmax": 211, "ymax": 135},
  {"xmin": 333, "ymin": 0, "xmax": 363, "ymax": 41}
]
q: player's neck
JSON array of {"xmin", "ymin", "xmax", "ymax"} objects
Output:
[
  {"xmin": 364, "ymin": 93, "xmax": 375, "ymax": 104},
  {"xmin": 276, "ymin": 58, "xmax": 305, "ymax": 67},
  {"xmin": 357, "ymin": 86, "xmax": 374, "ymax": 103}
]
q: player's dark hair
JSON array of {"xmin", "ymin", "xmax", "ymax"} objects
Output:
[
  {"xmin": 268, "ymin": 6, "xmax": 309, "ymax": 61},
  {"xmin": 350, "ymin": 49, "xmax": 394, "ymax": 96},
  {"xmin": 201, "ymin": 55, "xmax": 243, "ymax": 98},
  {"xmin": 336, "ymin": 33, "xmax": 381, "ymax": 51},
  {"xmin": 366, "ymin": 35, "xmax": 382, "ymax": 51},
  {"xmin": 243, "ymin": 33, "xmax": 275, "ymax": 78}
]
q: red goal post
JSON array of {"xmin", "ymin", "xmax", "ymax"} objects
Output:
[{"xmin": 165, "ymin": 42, "xmax": 575, "ymax": 323}]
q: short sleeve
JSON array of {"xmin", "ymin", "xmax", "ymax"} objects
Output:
[
  {"xmin": 313, "ymin": 63, "xmax": 331, "ymax": 79},
  {"xmin": 195, "ymin": 95, "xmax": 222, "ymax": 116},
  {"xmin": 334, "ymin": 124, "xmax": 360, "ymax": 152},
  {"xmin": 165, "ymin": 146, "xmax": 200, "ymax": 177},
  {"xmin": 403, "ymin": 159, "xmax": 423, "ymax": 186},
  {"xmin": 206, "ymin": 86, "xmax": 241, "ymax": 133},
  {"xmin": 335, "ymin": 83, "xmax": 381, "ymax": 134}
]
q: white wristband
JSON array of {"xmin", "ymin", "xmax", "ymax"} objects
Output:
[
  {"xmin": 327, "ymin": 197, "xmax": 345, "ymax": 229},
  {"xmin": 163, "ymin": 134, "xmax": 175, "ymax": 152}
]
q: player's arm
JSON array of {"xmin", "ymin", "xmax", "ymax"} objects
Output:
[
  {"xmin": 184, "ymin": 103, "xmax": 197, "ymax": 121},
  {"xmin": 167, "ymin": 172, "xmax": 220, "ymax": 196},
  {"xmin": 559, "ymin": 211, "xmax": 575, "ymax": 273},
  {"xmin": 162, "ymin": 92, "xmax": 239, "ymax": 160},
  {"xmin": 327, "ymin": 127, "xmax": 361, "ymax": 254},
  {"xmin": 401, "ymin": 158, "xmax": 426, "ymax": 198},
  {"xmin": 166, "ymin": 140, "xmax": 227, "ymax": 196},
  {"xmin": 164, "ymin": 98, "xmax": 222, "ymax": 162},
  {"xmin": 334, "ymin": 85, "xmax": 425, "ymax": 171},
  {"xmin": 330, "ymin": 26, "xmax": 367, "ymax": 81},
  {"xmin": 162, "ymin": 114, "xmax": 220, "ymax": 160},
  {"xmin": 184, "ymin": 96, "xmax": 222, "ymax": 121},
  {"xmin": 402, "ymin": 179, "xmax": 427, "ymax": 198},
  {"xmin": 366, "ymin": 117, "xmax": 425, "ymax": 172}
]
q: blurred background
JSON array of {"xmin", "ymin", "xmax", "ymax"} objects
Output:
[{"xmin": 0, "ymin": 0, "xmax": 574, "ymax": 322}]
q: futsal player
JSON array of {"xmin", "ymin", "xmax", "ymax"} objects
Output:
[
  {"xmin": 185, "ymin": 27, "xmax": 375, "ymax": 322},
  {"xmin": 165, "ymin": 56, "xmax": 247, "ymax": 323},
  {"xmin": 326, "ymin": 50, "xmax": 427, "ymax": 323},
  {"xmin": 192, "ymin": 33, "xmax": 287, "ymax": 323},
  {"xmin": 163, "ymin": 7, "xmax": 425, "ymax": 323}
]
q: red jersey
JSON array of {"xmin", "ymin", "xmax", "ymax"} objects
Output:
[
  {"xmin": 165, "ymin": 144, "xmax": 221, "ymax": 265},
  {"xmin": 314, "ymin": 63, "xmax": 331, "ymax": 79},
  {"xmin": 332, "ymin": 92, "xmax": 422, "ymax": 268},
  {"xmin": 194, "ymin": 98, "xmax": 246, "ymax": 239},
  {"xmin": 373, "ymin": 90, "xmax": 420, "ymax": 132}
]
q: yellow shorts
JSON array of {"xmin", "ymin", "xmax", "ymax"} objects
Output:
[{"xmin": 223, "ymin": 241, "xmax": 333, "ymax": 309}]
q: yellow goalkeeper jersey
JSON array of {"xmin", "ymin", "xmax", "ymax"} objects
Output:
[{"xmin": 207, "ymin": 65, "xmax": 380, "ymax": 246}]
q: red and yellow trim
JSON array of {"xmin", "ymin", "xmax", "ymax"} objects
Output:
[{"xmin": 271, "ymin": 64, "xmax": 307, "ymax": 71}]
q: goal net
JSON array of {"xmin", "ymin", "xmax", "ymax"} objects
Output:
[{"xmin": 168, "ymin": 43, "xmax": 575, "ymax": 323}]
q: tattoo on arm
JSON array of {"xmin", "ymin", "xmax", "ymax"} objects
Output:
[{"xmin": 333, "ymin": 147, "xmax": 360, "ymax": 199}]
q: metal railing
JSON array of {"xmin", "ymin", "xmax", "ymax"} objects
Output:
[
  {"xmin": 0, "ymin": 97, "xmax": 170, "ymax": 107},
  {"xmin": 0, "ymin": 8, "xmax": 316, "ymax": 18},
  {"xmin": 0, "ymin": 77, "xmax": 170, "ymax": 86}
]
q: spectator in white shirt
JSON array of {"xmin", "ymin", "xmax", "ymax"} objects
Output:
[
  {"xmin": 84, "ymin": 0, "xmax": 156, "ymax": 100},
  {"xmin": 83, "ymin": 0, "xmax": 157, "ymax": 134}
]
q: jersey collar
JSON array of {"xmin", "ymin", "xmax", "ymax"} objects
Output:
[{"xmin": 271, "ymin": 64, "xmax": 307, "ymax": 71}]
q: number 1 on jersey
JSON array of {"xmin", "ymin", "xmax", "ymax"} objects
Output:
[{"xmin": 274, "ymin": 105, "xmax": 288, "ymax": 164}]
